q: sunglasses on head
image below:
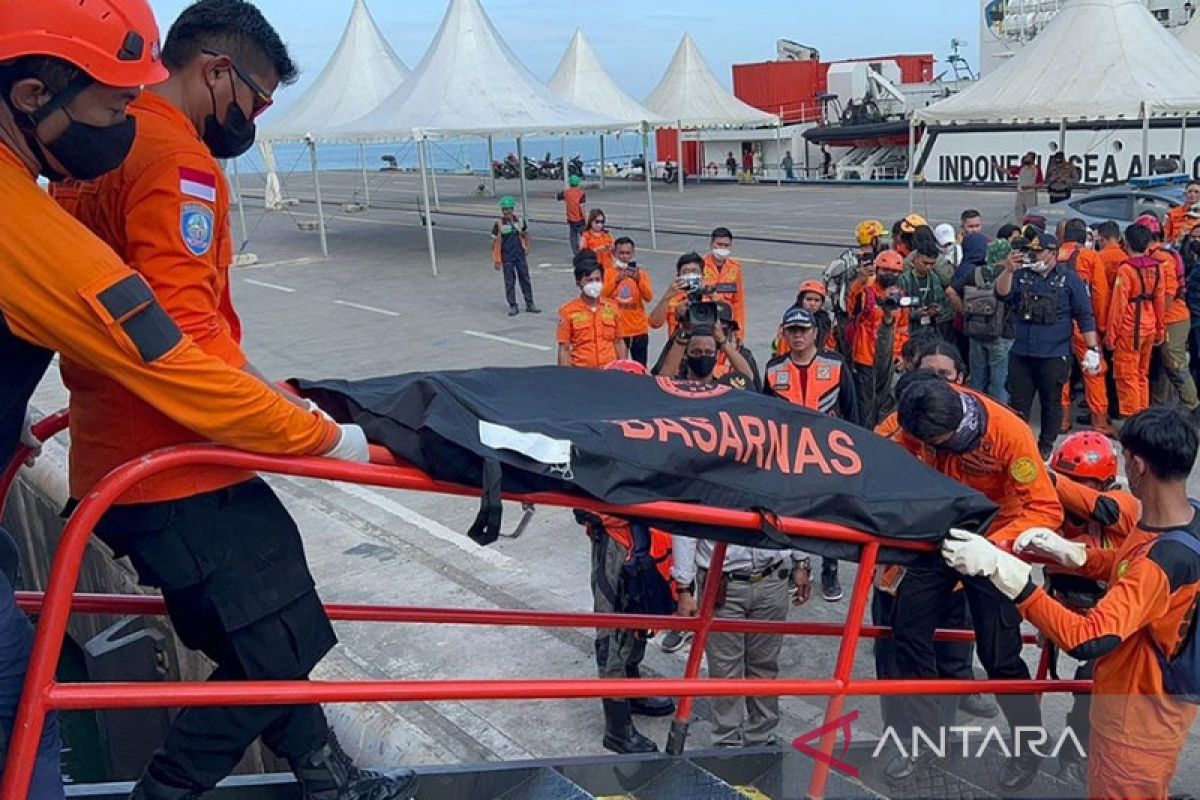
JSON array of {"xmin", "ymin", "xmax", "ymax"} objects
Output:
[{"xmin": 201, "ymin": 49, "xmax": 273, "ymax": 120}]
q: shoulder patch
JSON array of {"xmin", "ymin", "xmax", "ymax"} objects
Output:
[
  {"xmin": 180, "ymin": 202, "xmax": 214, "ymax": 257},
  {"xmin": 179, "ymin": 167, "xmax": 217, "ymax": 202},
  {"xmin": 1010, "ymin": 456, "xmax": 1040, "ymax": 485}
]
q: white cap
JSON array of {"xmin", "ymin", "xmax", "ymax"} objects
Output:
[{"xmin": 934, "ymin": 223, "xmax": 957, "ymax": 247}]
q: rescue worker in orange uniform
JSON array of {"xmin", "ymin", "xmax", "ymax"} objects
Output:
[
  {"xmin": 1057, "ymin": 219, "xmax": 1114, "ymax": 435},
  {"xmin": 49, "ymin": 4, "xmax": 410, "ymax": 798},
  {"xmin": 1044, "ymin": 431, "xmax": 1141, "ymax": 785},
  {"xmin": 580, "ymin": 208, "xmax": 614, "ymax": 273},
  {"xmin": 1142, "ymin": 213, "xmax": 1200, "ymax": 414},
  {"xmin": 703, "ymin": 227, "xmax": 746, "ymax": 331},
  {"xmin": 1164, "ymin": 180, "xmax": 1200, "ymax": 244},
  {"xmin": 846, "ymin": 250, "xmax": 907, "ymax": 427},
  {"xmin": 558, "ymin": 253, "xmax": 625, "ymax": 368},
  {"xmin": 603, "ymin": 236, "xmax": 654, "ymax": 366},
  {"xmin": 648, "ymin": 252, "xmax": 704, "ymax": 340},
  {"xmin": 823, "ymin": 218, "xmax": 889, "ymax": 342},
  {"xmin": 764, "ymin": 306, "xmax": 857, "ymax": 602},
  {"xmin": 770, "ymin": 279, "xmax": 837, "ymax": 358},
  {"xmin": 885, "ymin": 373, "xmax": 1061, "ymax": 789},
  {"xmin": 556, "ymin": 173, "xmax": 586, "ymax": 255},
  {"xmin": 1095, "ymin": 220, "xmax": 1126, "ymax": 289},
  {"xmin": 1107, "ymin": 223, "xmax": 1167, "ymax": 418},
  {"xmin": 944, "ymin": 406, "xmax": 1200, "ymax": 800}
]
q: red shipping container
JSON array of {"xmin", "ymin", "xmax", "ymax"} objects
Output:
[{"xmin": 732, "ymin": 60, "xmax": 826, "ymax": 123}]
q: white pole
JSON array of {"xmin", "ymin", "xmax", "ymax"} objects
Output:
[
  {"xmin": 1181, "ymin": 115, "xmax": 1188, "ymax": 174},
  {"xmin": 417, "ymin": 134, "xmax": 438, "ymax": 277},
  {"xmin": 517, "ymin": 136, "xmax": 530, "ymax": 222},
  {"xmin": 1058, "ymin": 118, "xmax": 1067, "ymax": 153},
  {"xmin": 1143, "ymin": 105, "xmax": 1151, "ymax": 176},
  {"xmin": 430, "ymin": 141, "xmax": 441, "ymax": 211},
  {"xmin": 231, "ymin": 156, "xmax": 249, "ymax": 250},
  {"xmin": 307, "ymin": 138, "xmax": 329, "ymax": 258},
  {"xmin": 358, "ymin": 142, "xmax": 370, "ymax": 208},
  {"xmin": 907, "ymin": 118, "xmax": 916, "ymax": 212},
  {"xmin": 676, "ymin": 121, "xmax": 684, "ymax": 194},
  {"xmin": 775, "ymin": 118, "xmax": 783, "ymax": 187},
  {"xmin": 642, "ymin": 122, "xmax": 657, "ymax": 249},
  {"xmin": 599, "ymin": 135, "xmax": 607, "ymax": 189},
  {"xmin": 561, "ymin": 135, "xmax": 569, "ymax": 190},
  {"xmin": 487, "ymin": 135, "xmax": 497, "ymax": 197}
]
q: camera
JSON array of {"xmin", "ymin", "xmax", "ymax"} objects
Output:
[
  {"xmin": 680, "ymin": 274, "xmax": 702, "ymax": 292},
  {"xmin": 880, "ymin": 294, "xmax": 918, "ymax": 311},
  {"xmin": 684, "ymin": 282, "xmax": 738, "ymax": 327}
]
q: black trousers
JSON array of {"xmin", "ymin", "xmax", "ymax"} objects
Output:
[
  {"xmin": 94, "ymin": 479, "xmax": 335, "ymax": 792},
  {"xmin": 569, "ymin": 221, "xmax": 585, "ymax": 255},
  {"xmin": 890, "ymin": 567, "xmax": 1040, "ymax": 744},
  {"xmin": 873, "ymin": 581, "xmax": 975, "ymax": 729},
  {"xmin": 623, "ymin": 334, "xmax": 649, "ymax": 367},
  {"xmin": 502, "ymin": 256, "xmax": 535, "ymax": 308},
  {"xmin": 1007, "ymin": 352, "xmax": 1070, "ymax": 452}
]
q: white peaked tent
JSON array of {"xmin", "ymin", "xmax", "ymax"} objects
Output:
[
  {"xmin": 643, "ymin": 33, "xmax": 778, "ymax": 193},
  {"xmin": 916, "ymin": 0, "xmax": 1200, "ymax": 124},
  {"xmin": 333, "ymin": 0, "xmax": 640, "ymax": 275},
  {"xmin": 254, "ymin": 0, "xmax": 409, "ymax": 251}
]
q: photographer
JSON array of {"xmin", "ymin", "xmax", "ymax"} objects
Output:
[
  {"xmin": 603, "ymin": 237, "xmax": 654, "ymax": 367},
  {"xmin": 846, "ymin": 250, "xmax": 908, "ymax": 427},
  {"xmin": 657, "ymin": 322, "xmax": 755, "ymax": 388},
  {"xmin": 648, "ymin": 252, "xmax": 705, "ymax": 339}
]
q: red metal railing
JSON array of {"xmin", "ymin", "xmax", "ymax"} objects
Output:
[{"xmin": 1, "ymin": 411, "xmax": 1087, "ymax": 799}]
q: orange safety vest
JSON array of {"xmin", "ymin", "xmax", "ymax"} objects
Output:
[{"xmin": 764, "ymin": 354, "xmax": 845, "ymax": 416}]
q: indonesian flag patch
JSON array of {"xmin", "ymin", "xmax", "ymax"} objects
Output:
[{"xmin": 179, "ymin": 167, "xmax": 217, "ymax": 202}]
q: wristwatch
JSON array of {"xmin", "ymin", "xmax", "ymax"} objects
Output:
[{"xmin": 674, "ymin": 578, "xmax": 696, "ymax": 595}]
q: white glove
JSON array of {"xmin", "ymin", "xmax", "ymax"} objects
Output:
[
  {"xmin": 1081, "ymin": 348, "xmax": 1102, "ymax": 376},
  {"xmin": 1013, "ymin": 527, "xmax": 1087, "ymax": 569},
  {"xmin": 20, "ymin": 407, "xmax": 41, "ymax": 466},
  {"xmin": 941, "ymin": 529, "xmax": 1032, "ymax": 600},
  {"xmin": 323, "ymin": 424, "xmax": 370, "ymax": 463}
]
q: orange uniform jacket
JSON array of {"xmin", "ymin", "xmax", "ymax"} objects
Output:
[
  {"xmin": 889, "ymin": 387, "xmax": 1063, "ymax": 544},
  {"xmin": 1016, "ymin": 525, "xmax": 1200, "ymax": 782},
  {"xmin": 1107, "ymin": 256, "xmax": 1167, "ymax": 350},
  {"xmin": 557, "ymin": 296, "xmax": 620, "ymax": 368},
  {"xmin": 1098, "ymin": 241, "xmax": 1127, "ymax": 290},
  {"xmin": 604, "ymin": 267, "xmax": 654, "ymax": 338},
  {"xmin": 560, "ymin": 187, "xmax": 586, "ymax": 223},
  {"xmin": 1165, "ymin": 204, "xmax": 1199, "ymax": 245},
  {"xmin": 1054, "ymin": 473, "xmax": 1140, "ymax": 550},
  {"xmin": 0, "ymin": 143, "xmax": 337, "ymax": 475},
  {"xmin": 1060, "ymin": 244, "xmax": 1110, "ymax": 338},
  {"xmin": 1151, "ymin": 244, "xmax": 1189, "ymax": 327},
  {"xmin": 650, "ymin": 292, "xmax": 687, "ymax": 338},
  {"xmin": 702, "ymin": 255, "xmax": 746, "ymax": 331},
  {"xmin": 54, "ymin": 92, "xmax": 269, "ymax": 503},
  {"xmin": 846, "ymin": 279, "xmax": 907, "ymax": 368},
  {"xmin": 580, "ymin": 229, "xmax": 614, "ymax": 273}
]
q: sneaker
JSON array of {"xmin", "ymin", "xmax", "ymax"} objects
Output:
[
  {"xmin": 525, "ymin": 303, "xmax": 542, "ymax": 314},
  {"xmin": 821, "ymin": 562, "xmax": 843, "ymax": 602},
  {"xmin": 958, "ymin": 692, "xmax": 1000, "ymax": 719},
  {"xmin": 507, "ymin": 305, "xmax": 519, "ymax": 316},
  {"xmin": 659, "ymin": 630, "xmax": 692, "ymax": 653}
]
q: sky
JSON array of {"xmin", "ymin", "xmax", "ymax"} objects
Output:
[{"xmin": 147, "ymin": 0, "xmax": 980, "ymax": 117}]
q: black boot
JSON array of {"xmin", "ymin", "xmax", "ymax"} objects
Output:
[
  {"xmin": 997, "ymin": 753, "xmax": 1042, "ymax": 792},
  {"xmin": 884, "ymin": 750, "xmax": 937, "ymax": 786},
  {"xmin": 624, "ymin": 664, "xmax": 675, "ymax": 716},
  {"xmin": 290, "ymin": 732, "xmax": 416, "ymax": 800},
  {"xmin": 129, "ymin": 774, "xmax": 200, "ymax": 800},
  {"xmin": 602, "ymin": 699, "xmax": 658, "ymax": 754}
]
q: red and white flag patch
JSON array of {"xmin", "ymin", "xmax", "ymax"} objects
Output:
[{"xmin": 179, "ymin": 167, "xmax": 217, "ymax": 202}]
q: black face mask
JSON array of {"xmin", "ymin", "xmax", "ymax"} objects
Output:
[
  {"xmin": 32, "ymin": 112, "xmax": 137, "ymax": 182},
  {"xmin": 876, "ymin": 273, "xmax": 899, "ymax": 288},
  {"xmin": 687, "ymin": 354, "xmax": 718, "ymax": 379},
  {"xmin": 202, "ymin": 81, "xmax": 256, "ymax": 159}
]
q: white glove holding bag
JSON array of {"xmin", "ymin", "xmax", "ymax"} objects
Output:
[
  {"xmin": 941, "ymin": 529, "xmax": 1033, "ymax": 600},
  {"xmin": 323, "ymin": 424, "xmax": 370, "ymax": 463},
  {"xmin": 19, "ymin": 407, "xmax": 41, "ymax": 466},
  {"xmin": 1081, "ymin": 349, "xmax": 1102, "ymax": 376},
  {"xmin": 1013, "ymin": 527, "xmax": 1088, "ymax": 569}
]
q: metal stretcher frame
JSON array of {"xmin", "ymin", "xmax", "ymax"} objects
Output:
[{"xmin": 0, "ymin": 412, "xmax": 1089, "ymax": 799}]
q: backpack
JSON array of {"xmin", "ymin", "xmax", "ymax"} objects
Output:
[
  {"xmin": 963, "ymin": 267, "xmax": 1006, "ymax": 340},
  {"xmin": 824, "ymin": 249, "xmax": 860, "ymax": 317},
  {"xmin": 618, "ymin": 522, "xmax": 676, "ymax": 617},
  {"xmin": 1151, "ymin": 513, "xmax": 1200, "ymax": 704}
]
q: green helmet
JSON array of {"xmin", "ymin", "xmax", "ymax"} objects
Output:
[
  {"xmin": 569, "ymin": 175, "xmax": 581, "ymax": 187},
  {"xmin": 499, "ymin": 195, "xmax": 516, "ymax": 210}
]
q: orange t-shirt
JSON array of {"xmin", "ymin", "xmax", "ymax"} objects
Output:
[
  {"xmin": 702, "ymin": 254, "xmax": 746, "ymax": 331},
  {"xmin": 54, "ymin": 92, "xmax": 260, "ymax": 503},
  {"xmin": 560, "ymin": 187, "xmax": 586, "ymax": 223},
  {"xmin": 580, "ymin": 229, "xmax": 614, "ymax": 273},
  {"xmin": 556, "ymin": 296, "xmax": 620, "ymax": 368},
  {"xmin": 604, "ymin": 266, "xmax": 654, "ymax": 337},
  {"xmin": 0, "ymin": 143, "xmax": 337, "ymax": 484},
  {"xmin": 1165, "ymin": 204, "xmax": 1199, "ymax": 244}
]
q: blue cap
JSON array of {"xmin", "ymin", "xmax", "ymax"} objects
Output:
[{"xmin": 782, "ymin": 307, "xmax": 816, "ymax": 328}]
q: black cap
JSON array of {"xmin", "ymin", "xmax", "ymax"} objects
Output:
[{"xmin": 782, "ymin": 307, "xmax": 816, "ymax": 328}]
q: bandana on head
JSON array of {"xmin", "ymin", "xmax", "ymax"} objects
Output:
[{"xmin": 934, "ymin": 392, "xmax": 986, "ymax": 454}]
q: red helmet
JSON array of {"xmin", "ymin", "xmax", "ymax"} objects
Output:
[
  {"xmin": 1136, "ymin": 213, "xmax": 1163, "ymax": 235},
  {"xmin": 796, "ymin": 279, "xmax": 826, "ymax": 299},
  {"xmin": 0, "ymin": 0, "xmax": 169, "ymax": 88},
  {"xmin": 605, "ymin": 359, "xmax": 649, "ymax": 376},
  {"xmin": 874, "ymin": 250, "xmax": 905, "ymax": 272},
  {"xmin": 1051, "ymin": 431, "xmax": 1117, "ymax": 484}
]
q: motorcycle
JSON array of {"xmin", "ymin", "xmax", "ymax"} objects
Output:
[
  {"xmin": 524, "ymin": 157, "xmax": 541, "ymax": 181},
  {"xmin": 492, "ymin": 153, "xmax": 520, "ymax": 179},
  {"xmin": 537, "ymin": 156, "xmax": 563, "ymax": 181},
  {"xmin": 568, "ymin": 155, "xmax": 584, "ymax": 178},
  {"xmin": 661, "ymin": 161, "xmax": 678, "ymax": 184}
]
